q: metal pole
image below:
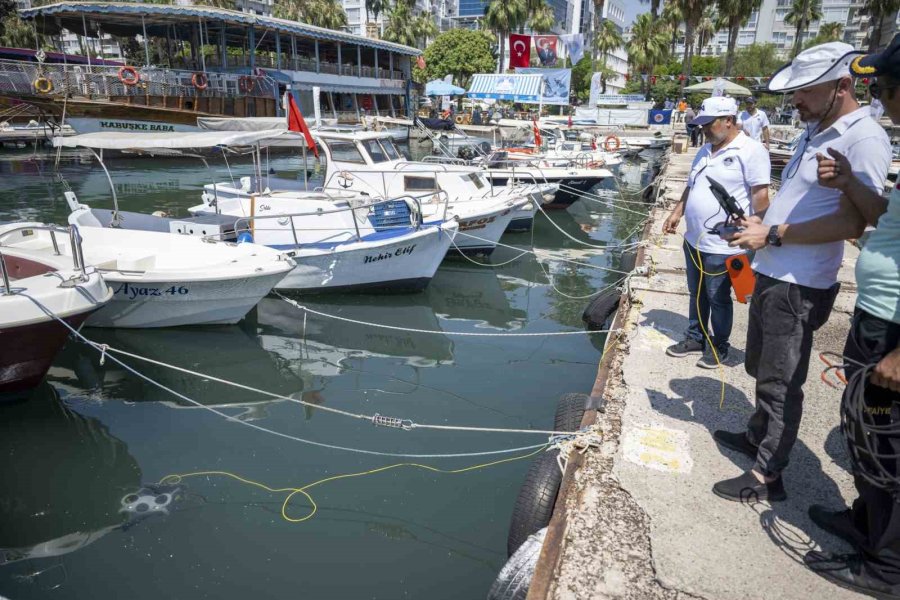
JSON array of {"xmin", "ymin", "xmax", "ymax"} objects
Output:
[
  {"xmin": 302, "ymin": 144, "xmax": 308, "ymax": 190},
  {"xmin": 82, "ymin": 14, "xmax": 92, "ymax": 68},
  {"xmin": 0, "ymin": 251, "xmax": 10, "ymax": 295},
  {"xmin": 142, "ymin": 15, "xmax": 150, "ymax": 67},
  {"xmin": 89, "ymin": 148, "xmax": 120, "ymax": 224}
]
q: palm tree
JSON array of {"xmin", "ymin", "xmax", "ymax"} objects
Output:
[
  {"xmin": 626, "ymin": 12, "xmax": 668, "ymax": 94},
  {"xmin": 483, "ymin": 0, "xmax": 527, "ymax": 73},
  {"xmin": 411, "ymin": 12, "xmax": 438, "ymax": 48},
  {"xmin": 594, "ymin": 18, "xmax": 623, "ymax": 89},
  {"xmin": 676, "ymin": 0, "xmax": 706, "ymax": 88},
  {"xmin": 865, "ymin": 0, "xmax": 900, "ymax": 52},
  {"xmin": 365, "ymin": 0, "xmax": 388, "ymax": 30},
  {"xmin": 716, "ymin": 0, "xmax": 762, "ymax": 76},
  {"xmin": 529, "ymin": 2, "xmax": 556, "ymax": 33},
  {"xmin": 694, "ymin": 6, "xmax": 718, "ymax": 57},
  {"xmin": 382, "ymin": 0, "xmax": 416, "ymax": 46},
  {"xmin": 785, "ymin": 0, "xmax": 823, "ymax": 57},
  {"xmin": 275, "ymin": 0, "xmax": 348, "ymax": 29},
  {"xmin": 660, "ymin": 2, "xmax": 684, "ymax": 58},
  {"xmin": 817, "ymin": 21, "xmax": 844, "ymax": 42}
]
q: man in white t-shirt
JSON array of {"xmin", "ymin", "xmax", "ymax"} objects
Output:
[
  {"xmin": 662, "ymin": 96, "xmax": 770, "ymax": 369},
  {"xmin": 739, "ymin": 96, "xmax": 770, "ymax": 149},
  {"xmin": 719, "ymin": 42, "xmax": 891, "ymax": 504}
]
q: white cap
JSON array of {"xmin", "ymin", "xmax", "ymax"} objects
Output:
[
  {"xmin": 690, "ymin": 96, "xmax": 738, "ymax": 126},
  {"xmin": 768, "ymin": 42, "xmax": 860, "ymax": 92}
]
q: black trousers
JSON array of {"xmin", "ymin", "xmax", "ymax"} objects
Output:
[
  {"xmin": 843, "ymin": 308, "xmax": 900, "ymax": 583},
  {"xmin": 745, "ymin": 274, "xmax": 839, "ymax": 477}
]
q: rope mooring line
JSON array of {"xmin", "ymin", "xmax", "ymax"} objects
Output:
[{"xmin": 276, "ymin": 291, "xmax": 619, "ymax": 336}]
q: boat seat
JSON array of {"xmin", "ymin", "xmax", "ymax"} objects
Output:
[{"xmin": 94, "ymin": 256, "xmax": 156, "ymax": 272}]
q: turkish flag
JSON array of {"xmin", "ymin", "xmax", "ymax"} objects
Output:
[
  {"xmin": 508, "ymin": 34, "xmax": 531, "ymax": 69},
  {"xmin": 285, "ymin": 92, "xmax": 318, "ymax": 158}
]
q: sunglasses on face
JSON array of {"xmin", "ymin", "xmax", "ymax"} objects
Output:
[{"xmin": 870, "ymin": 81, "xmax": 900, "ymax": 99}]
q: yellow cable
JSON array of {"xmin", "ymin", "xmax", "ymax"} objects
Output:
[
  {"xmin": 691, "ymin": 232, "xmax": 727, "ymax": 409},
  {"xmin": 160, "ymin": 445, "xmax": 548, "ymax": 524}
]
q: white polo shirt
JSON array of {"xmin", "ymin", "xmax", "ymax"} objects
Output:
[
  {"xmin": 753, "ymin": 107, "xmax": 891, "ymax": 289},
  {"xmin": 739, "ymin": 109, "xmax": 769, "ymax": 141},
  {"xmin": 685, "ymin": 132, "xmax": 771, "ymax": 254}
]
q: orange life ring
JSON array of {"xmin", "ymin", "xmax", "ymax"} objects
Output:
[
  {"xmin": 191, "ymin": 72, "xmax": 209, "ymax": 91},
  {"xmin": 603, "ymin": 135, "xmax": 621, "ymax": 152},
  {"xmin": 238, "ymin": 75, "xmax": 255, "ymax": 93},
  {"xmin": 586, "ymin": 160, "xmax": 605, "ymax": 169},
  {"xmin": 33, "ymin": 76, "xmax": 53, "ymax": 94},
  {"xmin": 118, "ymin": 66, "xmax": 140, "ymax": 86}
]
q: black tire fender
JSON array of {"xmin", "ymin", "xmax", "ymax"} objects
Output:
[
  {"xmin": 582, "ymin": 288, "xmax": 620, "ymax": 331},
  {"xmin": 506, "ymin": 451, "xmax": 562, "ymax": 557}
]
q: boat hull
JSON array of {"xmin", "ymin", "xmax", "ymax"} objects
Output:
[
  {"xmin": 88, "ymin": 273, "xmax": 287, "ymax": 328},
  {"xmin": 277, "ymin": 225, "xmax": 453, "ymax": 293},
  {"xmin": 0, "ymin": 311, "xmax": 94, "ymax": 395}
]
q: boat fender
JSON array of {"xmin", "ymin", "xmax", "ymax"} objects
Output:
[
  {"xmin": 238, "ymin": 75, "xmax": 255, "ymax": 93},
  {"xmin": 581, "ymin": 288, "xmax": 620, "ymax": 331},
  {"xmin": 454, "ymin": 114, "xmax": 464, "ymax": 125},
  {"xmin": 506, "ymin": 451, "xmax": 562, "ymax": 557},
  {"xmin": 603, "ymin": 134, "xmax": 621, "ymax": 152},
  {"xmin": 554, "ymin": 393, "xmax": 588, "ymax": 432},
  {"xmin": 32, "ymin": 76, "xmax": 53, "ymax": 94},
  {"xmin": 118, "ymin": 66, "xmax": 140, "ymax": 86},
  {"xmin": 236, "ymin": 231, "xmax": 254, "ymax": 244},
  {"xmin": 488, "ymin": 528, "xmax": 547, "ymax": 600},
  {"xmin": 191, "ymin": 72, "xmax": 209, "ymax": 91}
]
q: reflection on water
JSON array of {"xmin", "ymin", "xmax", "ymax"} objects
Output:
[{"xmin": 0, "ymin": 148, "xmax": 655, "ymax": 600}]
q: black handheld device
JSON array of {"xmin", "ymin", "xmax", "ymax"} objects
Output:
[{"xmin": 705, "ymin": 176, "xmax": 745, "ymax": 238}]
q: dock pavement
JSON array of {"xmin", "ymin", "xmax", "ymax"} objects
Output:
[{"xmin": 528, "ymin": 146, "xmax": 867, "ymax": 599}]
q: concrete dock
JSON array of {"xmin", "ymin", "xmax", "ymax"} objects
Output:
[{"xmin": 528, "ymin": 147, "xmax": 866, "ymax": 599}]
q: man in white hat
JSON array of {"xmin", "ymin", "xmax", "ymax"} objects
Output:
[
  {"xmin": 662, "ymin": 96, "xmax": 770, "ymax": 369},
  {"xmin": 718, "ymin": 42, "xmax": 891, "ymax": 503}
]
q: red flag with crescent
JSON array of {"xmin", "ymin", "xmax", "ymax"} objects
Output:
[
  {"xmin": 508, "ymin": 34, "xmax": 531, "ymax": 69},
  {"xmin": 532, "ymin": 119, "xmax": 542, "ymax": 148},
  {"xmin": 286, "ymin": 92, "xmax": 318, "ymax": 158}
]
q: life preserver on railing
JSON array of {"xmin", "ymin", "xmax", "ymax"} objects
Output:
[
  {"xmin": 586, "ymin": 160, "xmax": 605, "ymax": 169},
  {"xmin": 33, "ymin": 76, "xmax": 53, "ymax": 94},
  {"xmin": 454, "ymin": 115, "xmax": 464, "ymax": 125},
  {"xmin": 603, "ymin": 134, "xmax": 621, "ymax": 152},
  {"xmin": 118, "ymin": 66, "xmax": 140, "ymax": 86},
  {"xmin": 191, "ymin": 72, "xmax": 209, "ymax": 91},
  {"xmin": 238, "ymin": 75, "xmax": 255, "ymax": 93}
]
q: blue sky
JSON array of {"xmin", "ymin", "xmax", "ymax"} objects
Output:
[{"xmin": 623, "ymin": 1, "xmax": 646, "ymax": 25}]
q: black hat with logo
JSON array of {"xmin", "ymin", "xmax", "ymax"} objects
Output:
[{"xmin": 851, "ymin": 33, "xmax": 900, "ymax": 77}]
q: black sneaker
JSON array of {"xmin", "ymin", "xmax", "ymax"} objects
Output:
[
  {"xmin": 666, "ymin": 338, "xmax": 704, "ymax": 358},
  {"xmin": 712, "ymin": 470, "xmax": 786, "ymax": 503},
  {"xmin": 697, "ymin": 347, "xmax": 728, "ymax": 369},
  {"xmin": 713, "ymin": 430, "xmax": 758, "ymax": 460},
  {"xmin": 809, "ymin": 505, "xmax": 864, "ymax": 547},
  {"xmin": 804, "ymin": 551, "xmax": 900, "ymax": 599}
]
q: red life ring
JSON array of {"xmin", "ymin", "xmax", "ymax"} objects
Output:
[
  {"xmin": 586, "ymin": 160, "xmax": 605, "ymax": 169},
  {"xmin": 191, "ymin": 72, "xmax": 209, "ymax": 91},
  {"xmin": 238, "ymin": 75, "xmax": 255, "ymax": 93},
  {"xmin": 603, "ymin": 135, "xmax": 621, "ymax": 152},
  {"xmin": 118, "ymin": 66, "xmax": 140, "ymax": 86}
]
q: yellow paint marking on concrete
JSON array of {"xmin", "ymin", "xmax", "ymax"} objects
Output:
[
  {"xmin": 638, "ymin": 326, "xmax": 677, "ymax": 351},
  {"xmin": 623, "ymin": 425, "xmax": 693, "ymax": 474}
]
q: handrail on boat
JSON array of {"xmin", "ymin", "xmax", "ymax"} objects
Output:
[{"xmin": 0, "ymin": 224, "xmax": 88, "ymax": 293}]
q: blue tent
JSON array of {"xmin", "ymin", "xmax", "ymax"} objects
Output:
[{"xmin": 425, "ymin": 79, "xmax": 466, "ymax": 96}]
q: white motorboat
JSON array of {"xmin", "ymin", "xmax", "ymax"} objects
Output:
[
  {"xmin": 0, "ymin": 224, "xmax": 112, "ymax": 394},
  {"xmin": 480, "ymin": 157, "xmax": 614, "ymax": 208},
  {"xmin": 1, "ymin": 214, "xmax": 292, "ymax": 328}
]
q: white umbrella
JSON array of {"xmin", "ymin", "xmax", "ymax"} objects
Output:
[{"xmin": 682, "ymin": 77, "xmax": 752, "ymax": 97}]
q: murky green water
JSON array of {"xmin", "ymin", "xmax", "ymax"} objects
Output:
[{"xmin": 0, "ymin": 146, "xmax": 654, "ymax": 599}]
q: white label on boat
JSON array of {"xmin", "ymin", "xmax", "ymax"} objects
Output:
[
  {"xmin": 113, "ymin": 282, "xmax": 189, "ymax": 300},
  {"xmin": 623, "ymin": 425, "xmax": 693, "ymax": 474}
]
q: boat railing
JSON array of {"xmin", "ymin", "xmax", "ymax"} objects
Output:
[
  {"xmin": 0, "ymin": 60, "xmax": 277, "ymax": 100},
  {"xmin": 0, "ymin": 224, "xmax": 88, "ymax": 294}
]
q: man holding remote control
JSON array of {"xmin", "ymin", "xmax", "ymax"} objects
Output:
[
  {"xmin": 719, "ymin": 42, "xmax": 891, "ymax": 503},
  {"xmin": 663, "ymin": 96, "xmax": 770, "ymax": 369}
]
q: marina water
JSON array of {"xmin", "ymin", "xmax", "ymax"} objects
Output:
[{"xmin": 0, "ymin": 146, "xmax": 653, "ymax": 599}]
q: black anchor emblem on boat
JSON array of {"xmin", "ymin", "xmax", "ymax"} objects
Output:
[{"xmin": 337, "ymin": 171, "xmax": 354, "ymax": 189}]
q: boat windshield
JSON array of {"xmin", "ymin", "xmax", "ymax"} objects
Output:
[
  {"xmin": 380, "ymin": 138, "xmax": 401, "ymax": 161},
  {"xmin": 328, "ymin": 141, "xmax": 366, "ymax": 164},
  {"xmin": 361, "ymin": 139, "xmax": 391, "ymax": 163}
]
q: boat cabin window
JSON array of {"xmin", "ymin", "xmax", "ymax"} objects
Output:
[
  {"xmin": 461, "ymin": 173, "xmax": 485, "ymax": 189},
  {"xmin": 404, "ymin": 176, "xmax": 438, "ymax": 191},
  {"xmin": 361, "ymin": 139, "xmax": 390, "ymax": 163},
  {"xmin": 561, "ymin": 143, "xmax": 577, "ymax": 151},
  {"xmin": 380, "ymin": 138, "xmax": 401, "ymax": 161},
  {"xmin": 327, "ymin": 141, "xmax": 366, "ymax": 164}
]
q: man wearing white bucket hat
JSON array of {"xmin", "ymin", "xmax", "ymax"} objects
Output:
[{"xmin": 716, "ymin": 42, "xmax": 891, "ymax": 503}]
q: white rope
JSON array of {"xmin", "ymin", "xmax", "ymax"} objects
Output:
[
  {"xmin": 556, "ymin": 184, "xmax": 651, "ymax": 217},
  {"xmin": 276, "ymin": 292, "xmax": 618, "ymax": 336},
  {"xmin": 534, "ymin": 203, "xmax": 649, "ymax": 251},
  {"xmin": 550, "ymin": 425, "xmax": 604, "ymax": 474}
]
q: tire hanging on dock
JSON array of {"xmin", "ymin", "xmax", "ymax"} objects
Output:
[
  {"xmin": 488, "ymin": 528, "xmax": 547, "ymax": 600},
  {"xmin": 506, "ymin": 394, "xmax": 586, "ymax": 557},
  {"xmin": 581, "ymin": 288, "xmax": 620, "ymax": 331}
]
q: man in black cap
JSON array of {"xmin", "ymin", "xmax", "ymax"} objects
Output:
[{"xmin": 801, "ymin": 33, "xmax": 900, "ymax": 598}]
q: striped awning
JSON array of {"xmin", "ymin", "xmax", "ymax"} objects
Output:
[{"xmin": 467, "ymin": 74, "xmax": 543, "ymax": 103}]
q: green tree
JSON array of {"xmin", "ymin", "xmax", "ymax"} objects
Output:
[
  {"xmin": 528, "ymin": 2, "xmax": 556, "ymax": 33},
  {"xmin": 785, "ymin": 0, "xmax": 822, "ymax": 57},
  {"xmin": 694, "ymin": 6, "xmax": 718, "ymax": 56},
  {"xmin": 593, "ymin": 19, "xmax": 623, "ymax": 93},
  {"xmin": 626, "ymin": 12, "xmax": 669, "ymax": 95},
  {"xmin": 731, "ymin": 42, "xmax": 782, "ymax": 77},
  {"xmin": 660, "ymin": 2, "xmax": 684, "ymax": 57},
  {"xmin": 483, "ymin": 0, "xmax": 526, "ymax": 73},
  {"xmin": 365, "ymin": 0, "xmax": 388, "ymax": 29},
  {"xmin": 411, "ymin": 13, "xmax": 438, "ymax": 48},
  {"xmin": 423, "ymin": 28, "xmax": 495, "ymax": 90},
  {"xmin": 676, "ymin": 0, "xmax": 706, "ymax": 88},
  {"xmin": 716, "ymin": 0, "xmax": 762, "ymax": 76},
  {"xmin": 865, "ymin": 0, "xmax": 900, "ymax": 52},
  {"xmin": 0, "ymin": 13, "xmax": 34, "ymax": 48},
  {"xmin": 383, "ymin": 0, "xmax": 416, "ymax": 46},
  {"xmin": 570, "ymin": 55, "xmax": 593, "ymax": 100},
  {"xmin": 275, "ymin": 0, "xmax": 348, "ymax": 29}
]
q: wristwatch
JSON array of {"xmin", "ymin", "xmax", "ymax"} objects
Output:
[{"xmin": 767, "ymin": 225, "xmax": 783, "ymax": 247}]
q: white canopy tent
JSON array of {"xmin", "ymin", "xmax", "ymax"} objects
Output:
[
  {"xmin": 52, "ymin": 129, "xmax": 297, "ymax": 150},
  {"xmin": 682, "ymin": 78, "xmax": 752, "ymax": 97}
]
